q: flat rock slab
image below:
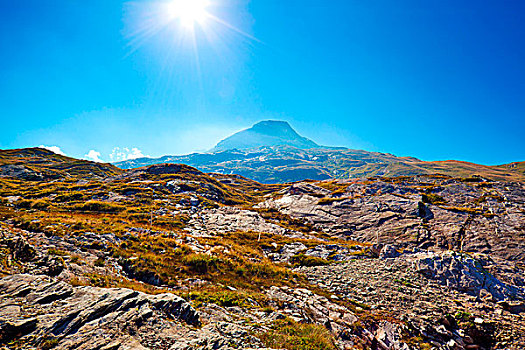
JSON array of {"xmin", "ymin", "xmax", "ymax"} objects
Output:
[{"xmin": 0, "ymin": 274, "xmax": 199, "ymax": 349}]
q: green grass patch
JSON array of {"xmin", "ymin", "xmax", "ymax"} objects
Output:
[{"xmin": 184, "ymin": 289, "xmax": 266, "ymax": 308}]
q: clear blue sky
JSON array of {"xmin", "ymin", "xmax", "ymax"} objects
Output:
[{"xmin": 1, "ymin": 0, "xmax": 524, "ymax": 164}]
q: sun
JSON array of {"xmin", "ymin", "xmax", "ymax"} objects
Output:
[{"xmin": 167, "ymin": 0, "xmax": 210, "ymax": 29}]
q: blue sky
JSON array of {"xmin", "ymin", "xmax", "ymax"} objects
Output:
[{"xmin": 0, "ymin": 0, "xmax": 524, "ymax": 164}]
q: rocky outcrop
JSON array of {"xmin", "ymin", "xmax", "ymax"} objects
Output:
[
  {"xmin": 3, "ymin": 236, "xmax": 65, "ymax": 277},
  {"xmin": 265, "ymin": 242, "xmax": 307, "ymax": 262},
  {"xmin": 267, "ymin": 286, "xmax": 357, "ymax": 325},
  {"xmin": 263, "ymin": 242, "xmax": 366, "ymax": 263},
  {"xmin": 0, "ymin": 165, "xmax": 44, "ymax": 181},
  {"xmin": 0, "ymin": 274, "xmax": 199, "ymax": 349},
  {"xmin": 379, "ymin": 245, "xmax": 402, "ymax": 259},
  {"xmin": 413, "ymin": 251, "xmax": 525, "ymax": 302},
  {"xmin": 259, "ymin": 176, "xmax": 525, "ymax": 263},
  {"xmin": 186, "ymin": 207, "xmax": 309, "ymax": 239}
]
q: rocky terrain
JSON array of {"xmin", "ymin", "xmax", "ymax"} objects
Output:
[
  {"xmin": 115, "ymin": 121, "xmax": 525, "ymax": 183},
  {"xmin": 0, "ymin": 148, "xmax": 524, "ymax": 349},
  {"xmin": 258, "ymin": 177, "xmax": 525, "ymax": 263}
]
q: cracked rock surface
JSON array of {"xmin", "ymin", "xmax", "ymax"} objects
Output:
[{"xmin": 0, "ymin": 274, "xmax": 199, "ymax": 350}]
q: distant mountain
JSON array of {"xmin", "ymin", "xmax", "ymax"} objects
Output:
[
  {"xmin": 211, "ymin": 120, "xmax": 319, "ymax": 152},
  {"xmin": 114, "ymin": 120, "xmax": 525, "ymax": 183},
  {"xmin": 116, "ymin": 148, "xmax": 525, "ymax": 184}
]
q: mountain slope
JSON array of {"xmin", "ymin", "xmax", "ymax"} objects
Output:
[
  {"xmin": 0, "ymin": 146, "xmax": 525, "ymax": 350},
  {"xmin": 1, "ymin": 150, "xmax": 525, "ymax": 349},
  {"xmin": 0, "ymin": 147, "xmax": 122, "ymax": 180},
  {"xmin": 212, "ymin": 120, "xmax": 319, "ymax": 152}
]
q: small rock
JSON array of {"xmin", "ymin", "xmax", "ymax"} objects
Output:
[{"xmin": 379, "ymin": 245, "xmax": 401, "ymax": 259}]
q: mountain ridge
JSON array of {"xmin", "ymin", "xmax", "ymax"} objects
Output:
[{"xmin": 114, "ymin": 121, "xmax": 525, "ymax": 183}]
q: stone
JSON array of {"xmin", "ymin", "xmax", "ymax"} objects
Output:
[
  {"xmin": 0, "ymin": 318, "xmax": 37, "ymax": 344},
  {"xmin": 379, "ymin": 245, "xmax": 402, "ymax": 259},
  {"xmin": 498, "ymin": 301, "xmax": 525, "ymax": 314},
  {"xmin": 277, "ymin": 242, "xmax": 307, "ymax": 262}
]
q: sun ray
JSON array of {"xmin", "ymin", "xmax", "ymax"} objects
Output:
[
  {"xmin": 190, "ymin": 27, "xmax": 204, "ymax": 92},
  {"xmin": 124, "ymin": 0, "xmax": 261, "ymax": 52},
  {"xmin": 123, "ymin": 0, "xmax": 262, "ymax": 106},
  {"xmin": 206, "ymin": 14, "xmax": 263, "ymax": 44}
]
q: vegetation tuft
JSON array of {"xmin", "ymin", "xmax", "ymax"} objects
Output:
[
  {"xmin": 421, "ymin": 193, "xmax": 445, "ymax": 205},
  {"xmin": 289, "ymin": 253, "xmax": 330, "ymax": 267},
  {"xmin": 257, "ymin": 319, "xmax": 337, "ymax": 350}
]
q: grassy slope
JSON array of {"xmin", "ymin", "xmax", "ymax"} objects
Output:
[
  {"xmin": 0, "ymin": 148, "xmax": 122, "ymax": 179},
  {"xmin": 493, "ymin": 161, "xmax": 525, "ymax": 177},
  {"xmin": 399, "ymin": 159, "xmax": 525, "ymax": 182}
]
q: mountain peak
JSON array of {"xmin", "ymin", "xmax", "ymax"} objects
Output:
[
  {"xmin": 212, "ymin": 120, "xmax": 319, "ymax": 152},
  {"xmin": 252, "ymin": 120, "xmax": 293, "ymax": 130}
]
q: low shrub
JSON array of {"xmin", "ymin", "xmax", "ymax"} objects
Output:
[
  {"xmin": 421, "ymin": 193, "xmax": 445, "ymax": 205},
  {"xmin": 30, "ymin": 199, "xmax": 52, "ymax": 210},
  {"xmin": 70, "ymin": 255, "xmax": 81, "ymax": 264},
  {"xmin": 54, "ymin": 191, "xmax": 85, "ymax": 202},
  {"xmin": 94, "ymin": 257, "xmax": 105, "ymax": 267},
  {"xmin": 41, "ymin": 337, "xmax": 60, "ymax": 349},
  {"xmin": 13, "ymin": 218, "xmax": 56, "ymax": 236},
  {"xmin": 15, "ymin": 199, "xmax": 51, "ymax": 210},
  {"xmin": 48, "ymin": 248, "xmax": 68, "ymax": 256},
  {"xmin": 184, "ymin": 254, "xmax": 221, "ymax": 274},
  {"xmin": 289, "ymin": 253, "xmax": 330, "ymax": 267}
]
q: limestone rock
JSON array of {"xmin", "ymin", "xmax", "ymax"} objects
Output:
[
  {"xmin": 0, "ymin": 274, "xmax": 199, "ymax": 349},
  {"xmin": 379, "ymin": 245, "xmax": 402, "ymax": 259}
]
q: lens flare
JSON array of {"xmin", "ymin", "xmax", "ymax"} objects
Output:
[{"xmin": 167, "ymin": 0, "xmax": 210, "ymax": 29}]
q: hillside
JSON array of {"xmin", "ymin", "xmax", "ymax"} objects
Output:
[
  {"xmin": 0, "ymin": 147, "xmax": 122, "ymax": 180},
  {"xmin": 495, "ymin": 161, "xmax": 525, "ymax": 177},
  {"xmin": 0, "ymin": 150, "xmax": 524, "ymax": 349}
]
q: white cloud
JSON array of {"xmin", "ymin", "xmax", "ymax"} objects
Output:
[
  {"xmin": 109, "ymin": 147, "xmax": 147, "ymax": 162},
  {"xmin": 39, "ymin": 145, "xmax": 66, "ymax": 156},
  {"xmin": 84, "ymin": 150, "xmax": 103, "ymax": 163}
]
